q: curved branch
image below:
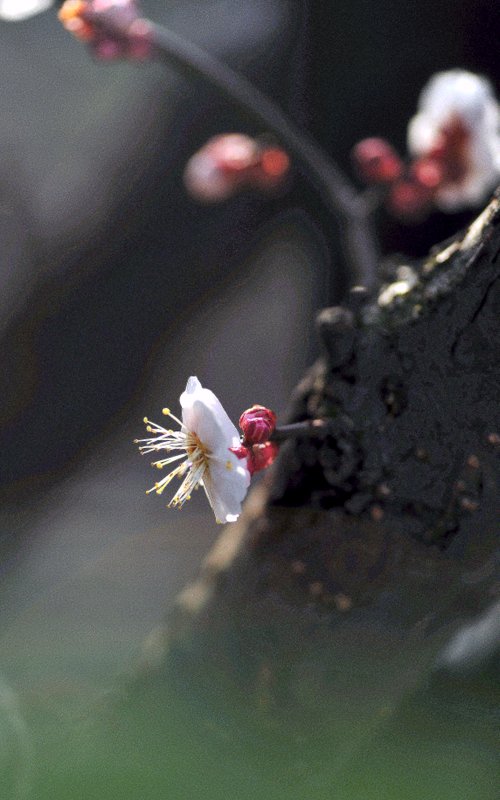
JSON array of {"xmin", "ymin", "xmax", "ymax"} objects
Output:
[
  {"xmin": 149, "ymin": 23, "xmax": 379, "ymax": 293},
  {"xmin": 85, "ymin": 8, "xmax": 380, "ymax": 294}
]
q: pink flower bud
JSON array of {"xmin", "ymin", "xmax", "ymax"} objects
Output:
[
  {"xmin": 229, "ymin": 441, "xmax": 278, "ymax": 475},
  {"xmin": 229, "ymin": 444, "xmax": 250, "ymax": 461},
  {"xmin": 250, "ymin": 146, "xmax": 290, "ymax": 191},
  {"xmin": 183, "ymin": 134, "xmax": 258, "ymax": 202},
  {"xmin": 93, "ymin": 38, "xmax": 122, "ymax": 60},
  {"xmin": 247, "ymin": 442, "xmax": 279, "ymax": 475},
  {"xmin": 387, "ymin": 179, "xmax": 433, "ymax": 222},
  {"xmin": 239, "ymin": 405, "xmax": 277, "ymax": 445},
  {"xmin": 183, "ymin": 135, "xmax": 290, "ymax": 202},
  {"xmin": 352, "ymin": 138, "xmax": 404, "ymax": 184},
  {"xmin": 58, "ymin": 0, "xmax": 153, "ymax": 62},
  {"xmin": 411, "ymin": 157, "xmax": 444, "ymax": 189}
]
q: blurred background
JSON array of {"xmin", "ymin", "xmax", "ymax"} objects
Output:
[{"xmin": 0, "ymin": 1, "xmax": 498, "ymax": 796}]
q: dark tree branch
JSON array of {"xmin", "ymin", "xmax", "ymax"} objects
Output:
[
  {"xmin": 91, "ymin": 12, "xmax": 380, "ymax": 294},
  {"xmin": 136, "ymin": 196, "xmax": 500, "ymax": 728}
]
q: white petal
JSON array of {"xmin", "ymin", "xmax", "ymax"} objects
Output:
[
  {"xmin": 177, "ymin": 377, "xmax": 250, "ymax": 521},
  {"xmin": 183, "ymin": 153, "xmax": 232, "ymax": 202},
  {"xmin": 417, "ymin": 70, "xmax": 495, "ymax": 126},
  {"xmin": 0, "ymin": 0, "xmax": 52, "ymax": 20},
  {"xmin": 180, "ymin": 376, "xmax": 239, "ymax": 451},
  {"xmin": 407, "ymin": 112, "xmax": 437, "ymax": 157},
  {"xmin": 202, "ymin": 457, "xmax": 250, "ymax": 523},
  {"xmin": 408, "ymin": 70, "xmax": 500, "ymax": 210}
]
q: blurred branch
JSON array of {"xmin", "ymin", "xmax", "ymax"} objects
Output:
[
  {"xmin": 90, "ymin": 10, "xmax": 380, "ymax": 295},
  {"xmin": 150, "ymin": 23, "xmax": 379, "ymax": 293}
]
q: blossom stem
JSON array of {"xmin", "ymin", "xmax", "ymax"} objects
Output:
[
  {"xmin": 150, "ymin": 23, "xmax": 379, "ymax": 293},
  {"xmin": 90, "ymin": 10, "xmax": 380, "ymax": 294},
  {"xmin": 270, "ymin": 420, "xmax": 329, "ymax": 442}
]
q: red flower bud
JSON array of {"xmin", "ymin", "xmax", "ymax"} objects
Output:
[
  {"xmin": 183, "ymin": 135, "xmax": 289, "ymax": 202},
  {"xmin": 58, "ymin": 0, "xmax": 152, "ymax": 62},
  {"xmin": 387, "ymin": 179, "xmax": 434, "ymax": 221},
  {"xmin": 183, "ymin": 134, "xmax": 258, "ymax": 202},
  {"xmin": 250, "ymin": 146, "xmax": 290, "ymax": 190},
  {"xmin": 247, "ymin": 441, "xmax": 279, "ymax": 475},
  {"xmin": 352, "ymin": 138, "xmax": 404, "ymax": 184},
  {"xmin": 239, "ymin": 405, "xmax": 277, "ymax": 445},
  {"xmin": 229, "ymin": 444, "xmax": 250, "ymax": 461},
  {"xmin": 411, "ymin": 157, "xmax": 444, "ymax": 189}
]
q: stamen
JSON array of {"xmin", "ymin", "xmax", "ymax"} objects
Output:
[
  {"xmin": 152, "ymin": 453, "xmax": 186, "ymax": 468},
  {"xmin": 138, "ymin": 410, "xmax": 210, "ymax": 508},
  {"xmin": 162, "ymin": 408, "xmax": 183, "ymax": 427}
]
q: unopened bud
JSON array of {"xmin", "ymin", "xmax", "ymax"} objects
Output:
[
  {"xmin": 229, "ymin": 444, "xmax": 250, "ymax": 461},
  {"xmin": 184, "ymin": 134, "xmax": 289, "ymax": 202},
  {"xmin": 387, "ymin": 179, "xmax": 433, "ymax": 221},
  {"xmin": 251, "ymin": 146, "xmax": 290, "ymax": 190},
  {"xmin": 352, "ymin": 138, "xmax": 403, "ymax": 184},
  {"xmin": 247, "ymin": 441, "xmax": 279, "ymax": 475},
  {"xmin": 239, "ymin": 405, "xmax": 277, "ymax": 445},
  {"xmin": 183, "ymin": 134, "xmax": 257, "ymax": 202},
  {"xmin": 58, "ymin": 0, "xmax": 152, "ymax": 61},
  {"xmin": 411, "ymin": 157, "xmax": 444, "ymax": 189}
]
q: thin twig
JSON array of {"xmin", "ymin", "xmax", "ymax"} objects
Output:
[
  {"xmin": 270, "ymin": 420, "xmax": 329, "ymax": 442},
  {"xmin": 91, "ymin": 11, "xmax": 380, "ymax": 295},
  {"xmin": 150, "ymin": 23, "xmax": 379, "ymax": 294}
]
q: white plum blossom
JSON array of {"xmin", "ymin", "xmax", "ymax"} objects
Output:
[
  {"xmin": 136, "ymin": 377, "xmax": 250, "ymax": 524},
  {"xmin": 407, "ymin": 70, "xmax": 500, "ymax": 210}
]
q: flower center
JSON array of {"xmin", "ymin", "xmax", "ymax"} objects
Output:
[{"xmin": 186, "ymin": 431, "xmax": 211, "ymax": 463}]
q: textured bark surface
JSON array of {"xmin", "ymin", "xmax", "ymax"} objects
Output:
[{"xmin": 136, "ymin": 195, "xmax": 499, "ymax": 727}]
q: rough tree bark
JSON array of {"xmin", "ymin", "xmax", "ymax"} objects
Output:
[{"xmin": 134, "ymin": 194, "xmax": 499, "ymax": 754}]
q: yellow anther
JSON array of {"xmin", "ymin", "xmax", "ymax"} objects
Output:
[
  {"xmin": 225, "ymin": 460, "xmax": 233, "ymax": 471},
  {"xmin": 143, "ymin": 417, "xmax": 148, "ymax": 424},
  {"xmin": 162, "ymin": 408, "xmax": 170, "ymax": 416}
]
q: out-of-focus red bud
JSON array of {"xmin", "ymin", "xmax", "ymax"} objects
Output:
[
  {"xmin": 352, "ymin": 138, "xmax": 404, "ymax": 184},
  {"xmin": 251, "ymin": 147, "xmax": 290, "ymax": 189},
  {"xmin": 183, "ymin": 134, "xmax": 258, "ymax": 202},
  {"xmin": 59, "ymin": 0, "xmax": 94, "ymax": 39},
  {"xmin": 247, "ymin": 441, "xmax": 279, "ymax": 475},
  {"xmin": 260, "ymin": 147, "xmax": 290, "ymax": 178},
  {"xmin": 184, "ymin": 135, "xmax": 290, "ymax": 202},
  {"xmin": 239, "ymin": 405, "xmax": 277, "ymax": 445},
  {"xmin": 211, "ymin": 134, "xmax": 258, "ymax": 174},
  {"xmin": 411, "ymin": 157, "xmax": 444, "ymax": 189},
  {"xmin": 387, "ymin": 179, "xmax": 433, "ymax": 221},
  {"xmin": 59, "ymin": 0, "xmax": 153, "ymax": 61}
]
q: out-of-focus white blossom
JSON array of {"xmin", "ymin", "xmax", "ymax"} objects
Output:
[
  {"xmin": 183, "ymin": 134, "xmax": 290, "ymax": 203},
  {"xmin": 136, "ymin": 377, "xmax": 250, "ymax": 524},
  {"xmin": 408, "ymin": 70, "xmax": 500, "ymax": 210},
  {"xmin": 0, "ymin": 0, "xmax": 52, "ymax": 20}
]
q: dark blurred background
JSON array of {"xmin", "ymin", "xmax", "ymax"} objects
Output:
[
  {"xmin": 0, "ymin": 0, "xmax": 498, "ymax": 775},
  {"xmin": 1, "ymin": 0, "xmax": 499, "ymax": 498}
]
